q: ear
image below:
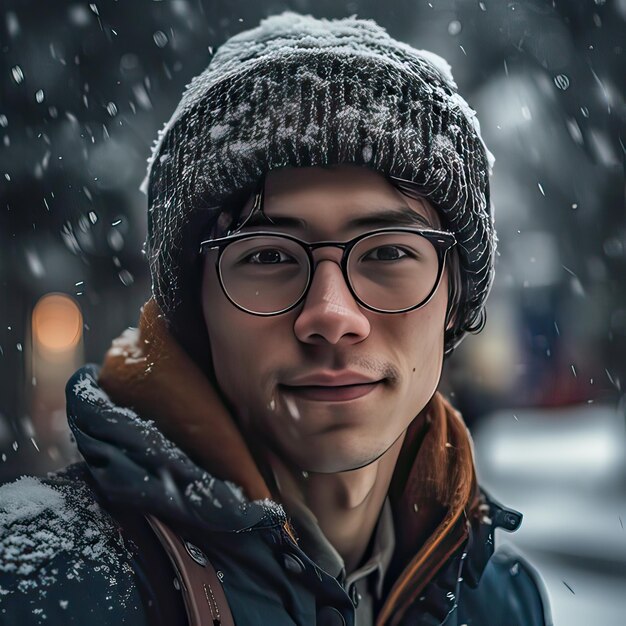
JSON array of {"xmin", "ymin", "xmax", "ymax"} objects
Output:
[
  {"xmin": 443, "ymin": 259, "xmax": 460, "ymax": 334},
  {"xmin": 444, "ymin": 293, "xmax": 458, "ymax": 332}
]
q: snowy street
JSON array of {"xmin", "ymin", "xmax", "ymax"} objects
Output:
[{"xmin": 473, "ymin": 403, "xmax": 626, "ymax": 624}]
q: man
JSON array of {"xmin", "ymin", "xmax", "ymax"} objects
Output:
[{"xmin": 0, "ymin": 12, "xmax": 551, "ymax": 626}]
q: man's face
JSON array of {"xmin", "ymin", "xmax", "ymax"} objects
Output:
[{"xmin": 201, "ymin": 165, "xmax": 449, "ymax": 473}]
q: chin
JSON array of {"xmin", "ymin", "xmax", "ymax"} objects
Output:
[{"xmin": 289, "ymin": 435, "xmax": 394, "ymax": 474}]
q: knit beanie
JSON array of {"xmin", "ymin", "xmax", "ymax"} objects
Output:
[{"xmin": 143, "ymin": 11, "xmax": 496, "ymax": 360}]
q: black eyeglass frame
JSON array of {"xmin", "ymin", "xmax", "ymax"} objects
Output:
[{"xmin": 199, "ymin": 226, "xmax": 457, "ymax": 316}]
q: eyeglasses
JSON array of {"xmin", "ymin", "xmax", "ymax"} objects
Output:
[{"xmin": 199, "ymin": 227, "xmax": 456, "ymax": 316}]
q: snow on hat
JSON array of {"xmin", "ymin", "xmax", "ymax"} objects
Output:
[{"xmin": 144, "ymin": 11, "xmax": 496, "ymax": 356}]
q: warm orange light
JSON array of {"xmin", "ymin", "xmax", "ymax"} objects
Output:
[{"xmin": 32, "ymin": 293, "xmax": 83, "ymax": 352}]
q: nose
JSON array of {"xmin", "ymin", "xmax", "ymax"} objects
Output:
[{"xmin": 293, "ymin": 258, "xmax": 371, "ymax": 346}]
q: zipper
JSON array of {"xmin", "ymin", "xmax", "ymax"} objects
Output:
[{"xmin": 203, "ymin": 582, "xmax": 222, "ymax": 626}]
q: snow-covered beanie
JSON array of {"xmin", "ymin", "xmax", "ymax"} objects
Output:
[{"xmin": 142, "ymin": 11, "xmax": 496, "ymax": 361}]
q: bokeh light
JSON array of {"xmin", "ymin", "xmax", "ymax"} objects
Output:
[{"xmin": 32, "ymin": 293, "xmax": 83, "ymax": 353}]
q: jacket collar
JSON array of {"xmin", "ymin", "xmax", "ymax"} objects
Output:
[
  {"xmin": 375, "ymin": 391, "xmax": 479, "ymax": 625},
  {"xmin": 75, "ymin": 299, "xmax": 522, "ymax": 626},
  {"xmin": 66, "ymin": 365, "xmax": 286, "ymax": 534}
]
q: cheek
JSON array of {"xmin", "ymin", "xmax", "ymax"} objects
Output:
[
  {"xmin": 201, "ymin": 263, "xmax": 255, "ymax": 400},
  {"xmin": 405, "ymin": 310, "xmax": 444, "ymax": 381},
  {"xmin": 393, "ymin": 278, "xmax": 447, "ymax": 393},
  {"xmin": 201, "ymin": 262, "xmax": 286, "ymax": 419}
]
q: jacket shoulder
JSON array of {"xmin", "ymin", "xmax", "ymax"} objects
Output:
[
  {"xmin": 459, "ymin": 543, "xmax": 553, "ymax": 626},
  {"xmin": 0, "ymin": 463, "xmax": 147, "ymax": 625}
]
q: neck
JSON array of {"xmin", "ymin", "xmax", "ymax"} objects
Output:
[{"xmin": 268, "ymin": 432, "xmax": 406, "ymax": 574}]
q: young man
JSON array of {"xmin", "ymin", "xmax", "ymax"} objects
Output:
[{"xmin": 0, "ymin": 12, "xmax": 551, "ymax": 626}]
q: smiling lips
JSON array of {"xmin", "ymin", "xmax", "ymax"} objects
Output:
[{"xmin": 280, "ymin": 371, "xmax": 384, "ymax": 402}]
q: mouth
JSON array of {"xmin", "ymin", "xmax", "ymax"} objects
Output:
[{"xmin": 279, "ymin": 381, "xmax": 383, "ymax": 402}]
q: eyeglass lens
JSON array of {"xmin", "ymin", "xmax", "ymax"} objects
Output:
[{"xmin": 218, "ymin": 232, "xmax": 440, "ymax": 314}]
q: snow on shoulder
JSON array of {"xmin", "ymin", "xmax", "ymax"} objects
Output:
[{"xmin": 0, "ymin": 467, "xmax": 136, "ymax": 604}]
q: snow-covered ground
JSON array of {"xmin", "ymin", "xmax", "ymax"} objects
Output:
[{"xmin": 473, "ymin": 403, "xmax": 626, "ymax": 625}]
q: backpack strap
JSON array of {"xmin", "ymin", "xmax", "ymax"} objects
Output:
[{"xmin": 146, "ymin": 515, "xmax": 235, "ymax": 626}]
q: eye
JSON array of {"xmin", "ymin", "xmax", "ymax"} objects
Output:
[
  {"xmin": 363, "ymin": 246, "xmax": 411, "ymax": 261},
  {"xmin": 245, "ymin": 248, "xmax": 297, "ymax": 264}
]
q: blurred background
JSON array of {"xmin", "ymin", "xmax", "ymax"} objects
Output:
[{"xmin": 1, "ymin": 0, "xmax": 624, "ymax": 622}]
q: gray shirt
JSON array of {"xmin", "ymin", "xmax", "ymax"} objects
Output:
[{"xmin": 278, "ymin": 488, "xmax": 396, "ymax": 626}]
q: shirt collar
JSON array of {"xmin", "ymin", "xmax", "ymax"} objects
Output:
[
  {"xmin": 345, "ymin": 496, "xmax": 395, "ymax": 599},
  {"xmin": 278, "ymin": 479, "xmax": 396, "ymax": 601}
]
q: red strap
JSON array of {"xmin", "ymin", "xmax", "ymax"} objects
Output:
[{"xmin": 146, "ymin": 515, "xmax": 235, "ymax": 626}]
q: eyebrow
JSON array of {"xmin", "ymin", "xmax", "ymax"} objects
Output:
[{"xmin": 240, "ymin": 206, "xmax": 436, "ymax": 231}]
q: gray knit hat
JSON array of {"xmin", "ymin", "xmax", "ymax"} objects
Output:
[{"xmin": 144, "ymin": 11, "xmax": 496, "ymax": 358}]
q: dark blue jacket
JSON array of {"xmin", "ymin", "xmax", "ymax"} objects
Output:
[{"xmin": 0, "ymin": 365, "xmax": 552, "ymax": 625}]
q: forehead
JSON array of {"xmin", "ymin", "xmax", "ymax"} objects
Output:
[{"xmin": 238, "ymin": 165, "xmax": 441, "ymax": 236}]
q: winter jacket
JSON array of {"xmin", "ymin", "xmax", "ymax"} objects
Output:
[{"xmin": 0, "ymin": 362, "xmax": 551, "ymax": 626}]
